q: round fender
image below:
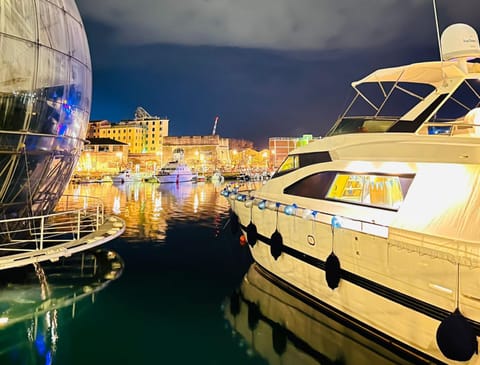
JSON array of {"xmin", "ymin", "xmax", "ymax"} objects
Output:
[
  {"xmin": 436, "ymin": 308, "xmax": 478, "ymax": 361},
  {"xmin": 246, "ymin": 222, "xmax": 258, "ymax": 247},
  {"xmin": 247, "ymin": 302, "xmax": 260, "ymax": 331},
  {"xmin": 325, "ymin": 252, "xmax": 341, "ymax": 289},
  {"xmin": 270, "ymin": 230, "xmax": 283, "ymax": 260},
  {"xmin": 229, "ymin": 291, "xmax": 240, "ymax": 317},
  {"xmin": 272, "ymin": 322, "xmax": 287, "ymax": 356}
]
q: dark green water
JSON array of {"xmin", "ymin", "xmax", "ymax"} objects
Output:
[{"xmin": 0, "ymin": 181, "xmax": 418, "ymax": 365}]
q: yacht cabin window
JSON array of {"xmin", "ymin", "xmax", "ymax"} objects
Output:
[
  {"xmin": 326, "ymin": 173, "xmax": 414, "ymax": 210},
  {"xmin": 273, "ymin": 152, "xmax": 332, "ymax": 179},
  {"xmin": 284, "ymin": 171, "xmax": 414, "ymax": 211}
]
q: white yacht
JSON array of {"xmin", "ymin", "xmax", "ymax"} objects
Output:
[
  {"xmin": 224, "ymin": 23, "xmax": 480, "ymax": 364},
  {"xmin": 111, "ymin": 169, "xmax": 135, "ymax": 184},
  {"xmin": 155, "ymin": 148, "xmax": 197, "ymax": 184},
  {"xmin": 155, "ymin": 161, "xmax": 197, "ymax": 184}
]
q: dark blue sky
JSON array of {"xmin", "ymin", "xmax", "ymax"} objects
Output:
[{"xmin": 75, "ymin": 0, "xmax": 480, "ymax": 149}]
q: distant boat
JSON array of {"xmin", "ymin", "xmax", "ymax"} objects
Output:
[
  {"xmin": 210, "ymin": 171, "xmax": 224, "ymax": 183},
  {"xmin": 155, "ymin": 160, "xmax": 197, "ymax": 184},
  {"xmin": 111, "ymin": 170, "xmax": 135, "ymax": 184}
]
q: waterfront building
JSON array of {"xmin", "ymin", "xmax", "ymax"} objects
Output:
[
  {"xmin": 162, "ymin": 135, "xmax": 230, "ymax": 172},
  {"xmin": 84, "ymin": 112, "xmax": 265, "ymax": 173},
  {"xmin": 76, "ymin": 138, "xmax": 128, "ymax": 175},
  {"xmin": 86, "ymin": 107, "xmax": 169, "ymax": 154},
  {"xmin": 269, "ymin": 134, "xmax": 321, "ymax": 168}
]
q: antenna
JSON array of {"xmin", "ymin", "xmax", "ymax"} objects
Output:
[{"xmin": 433, "ymin": 0, "xmax": 443, "ymax": 61}]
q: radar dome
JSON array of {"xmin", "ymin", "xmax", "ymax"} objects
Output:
[
  {"xmin": 441, "ymin": 23, "xmax": 480, "ymax": 61},
  {"xmin": 0, "ymin": 1, "xmax": 91, "ymax": 223}
]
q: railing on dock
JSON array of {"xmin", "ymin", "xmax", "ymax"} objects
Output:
[{"xmin": 0, "ymin": 195, "xmax": 125, "ymax": 270}]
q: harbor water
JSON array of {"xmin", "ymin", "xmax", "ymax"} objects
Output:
[{"xmin": 0, "ymin": 180, "xmax": 422, "ymax": 365}]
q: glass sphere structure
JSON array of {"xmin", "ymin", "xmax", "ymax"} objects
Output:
[{"xmin": 0, "ymin": 0, "xmax": 91, "ymax": 222}]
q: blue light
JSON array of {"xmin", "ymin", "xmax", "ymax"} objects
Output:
[
  {"xmin": 331, "ymin": 215, "xmax": 342, "ymax": 228},
  {"xmin": 236, "ymin": 194, "xmax": 247, "ymax": 201},
  {"xmin": 284, "ymin": 203, "xmax": 297, "ymax": 216},
  {"xmin": 258, "ymin": 200, "xmax": 266, "ymax": 210}
]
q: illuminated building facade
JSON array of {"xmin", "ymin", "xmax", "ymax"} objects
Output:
[
  {"xmin": 76, "ymin": 138, "xmax": 129, "ymax": 175},
  {"xmin": 0, "ymin": 0, "xmax": 91, "ymax": 220},
  {"xmin": 269, "ymin": 135, "xmax": 320, "ymax": 168},
  {"xmin": 162, "ymin": 135, "xmax": 229, "ymax": 172},
  {"xmin": 87, "ymin": 115, "xmax": 169, "ymax": 154}
]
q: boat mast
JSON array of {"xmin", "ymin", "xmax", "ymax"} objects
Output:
[{"xmin": 433, "ymin": 0, "xmax": 443, "ymax": 61}]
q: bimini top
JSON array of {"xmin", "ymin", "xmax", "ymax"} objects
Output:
[
  {"xmin": 326, "ymin": 58, "xmax": 480, "ymax": 137},
  {"xmin": 352, "ymin": 61, "xmax": 480, "ymax": 89}
]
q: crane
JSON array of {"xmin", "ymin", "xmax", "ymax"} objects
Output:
[{"xmin": 212, "ymin": 116, "xmax": 219, "ymax": 135}]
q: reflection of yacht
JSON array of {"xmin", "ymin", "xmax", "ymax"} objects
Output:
[
  {"xmin": 155, "ymin": 149, "xmax": 197, "ymax": 184},
  {"xmin": 0, "ymin": 249, "xmax": 123, "ymax": 362},
  {"xmin": 211, "ymin": 171, "xmax": 224, "ymax": 183},
  {"xmin": 157, "ymin": 180, "xmax": 194, "ymax": 204},
  {"xmin": 225, "ymin": 24, "xmax": 480, "ymax": 363},
  {"xmin": 225, "ymin": 264, "xmax": 424, "ymax": 364}
]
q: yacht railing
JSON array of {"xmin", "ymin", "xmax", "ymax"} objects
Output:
[{"xmin": 0, "ymin": 194, "xmax": 105, "ymax": 254}]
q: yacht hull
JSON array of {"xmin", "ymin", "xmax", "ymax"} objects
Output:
[{"xmin": 228, "ymin": 184, "xmax": 480, "ymax": 364}]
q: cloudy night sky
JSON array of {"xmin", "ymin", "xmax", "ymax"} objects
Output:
[{"xmin": 75, "ymin": 0, "xmax": 480, "ymax": 149}]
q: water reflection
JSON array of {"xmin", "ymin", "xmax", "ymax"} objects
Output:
[
  {"xmin": 224, "ymin": 264, "xmax": 423, "ymax": 365},
  {"xmin": 0, "ymin": 249, "xmax": 123, "ymax": 364},
  {"xmin": 64, "ymin": 181, "xmax": 231, "ymax": 243}
]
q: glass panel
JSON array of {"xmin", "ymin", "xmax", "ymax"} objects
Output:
[
  {"xmin": 277, "ymin": 155, "xmax": 299, "ymax": 173},
  {"xmin": 36, "ymin": 47, "xmax": 69, "ymax": 99},
  {"xmin": 326, "ymin": 173, "xmax": 414, "ymax": 210},
  {"xmin": 38, "ymin": 1, "xmax": 69, "ymax": 54},
  {"xmin": 67, "ymin": 16, "xmax": 91, "ymax": 67},
  {"xmin": 69, "ymin": 59, "xmax": 91, "ymax": 111},
  {"xmin": 63, "ymin": 0, "xmax": 82, "ymax": 22},
  {"xmin": 0, "ymin": 36, "xmax": 35, "ymax": 131},
  {"xmin": 284, "ymin": 171, "xmax": 336, "ymax": 199},
  {"xmin": 0, "ymin": 36, "xmax": 35, "ymax": 93},
  {"xmin": 0, "ymin": 0, "xmax": 36, "ymax": 41}
]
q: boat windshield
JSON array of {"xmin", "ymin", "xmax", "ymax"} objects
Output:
[{"xmin": 327, "ymin": 81, "xmax": 435, "ymax": 136}]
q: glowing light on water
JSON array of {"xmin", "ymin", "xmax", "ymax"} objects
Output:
[{"xmin": 113, "ymin": 196, "xmax": 121, "ymax": 215}]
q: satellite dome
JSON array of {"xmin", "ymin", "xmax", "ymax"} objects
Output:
[
  {"xmin": 441, "ymin": 23, "xmax": 480, "ymax": 61},
  {"xmin": 0, "ymin": 1, "xmax": 91, "ymax": 223}
]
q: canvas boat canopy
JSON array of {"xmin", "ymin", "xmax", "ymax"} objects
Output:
[{"xmin": 352, "ymin": 61, "xmax": 480, "ymax": 88}]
